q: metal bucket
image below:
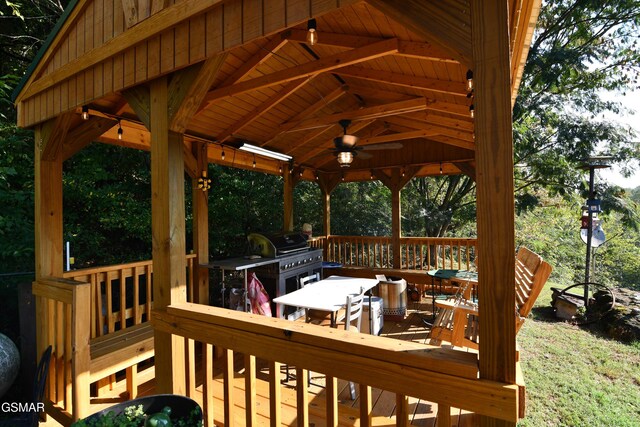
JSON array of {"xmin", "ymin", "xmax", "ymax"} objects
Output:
[{"xmin": 378, "ymin": 277, "xmax": 407, "ymax": 320}]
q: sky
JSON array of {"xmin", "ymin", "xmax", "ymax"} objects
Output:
[{"xmin": 596, "ymin": 91, "xmax": 640, "ymax": 189}]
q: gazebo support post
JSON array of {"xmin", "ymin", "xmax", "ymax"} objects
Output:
[
  {"xmin": 472, "ymin": 0, "xmax": 518, "ymax": 425},
  {"xmin": 376, "ymin": 167, "xmax": 417, "ymax": 269},
  {"xmin": 150, "ymin": 76, "xmax": 187, "ymax": 395},
  {"xmin": 192, "ymin": 141, "xmax": 210, "ymax": 305},
  {"xmin": 317, "ymin": 173, "xmax": 341, "ymax": 238}
]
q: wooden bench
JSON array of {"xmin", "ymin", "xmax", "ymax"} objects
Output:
[{"xmin": 89, "ymin": 322, "xmax": 155, "ymax": 399}]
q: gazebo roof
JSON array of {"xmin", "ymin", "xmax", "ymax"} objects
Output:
[{"xmin": 13, "ymin": 0, "xmax": 540, "ymax": 180}]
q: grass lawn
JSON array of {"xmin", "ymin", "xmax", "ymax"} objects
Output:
[{"xmin": 517, "ymin": 282, "xmax": 640, "ymax": 426}]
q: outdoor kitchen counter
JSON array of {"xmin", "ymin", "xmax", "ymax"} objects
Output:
[{"xmin": 203, "ymin": 257, "xmax": 280, "ymax": 312}]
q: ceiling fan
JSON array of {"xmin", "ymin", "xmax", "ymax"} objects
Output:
[{"xmin": 332, "ymin": 119, "xmax": 402, "ymax": 167}]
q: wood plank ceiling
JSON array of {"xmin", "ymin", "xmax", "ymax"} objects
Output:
[{"xmin": 19, "ymin": 0, "xmax": 539, "ymax": 181}]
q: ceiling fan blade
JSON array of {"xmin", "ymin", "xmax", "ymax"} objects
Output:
[
  {"xmin": 360, "ymin": 142, "xmax": 403, "ymax": 151},
  {"xmin": 357, "ymin": 151, "xmax": 373, "ymax": 160}
]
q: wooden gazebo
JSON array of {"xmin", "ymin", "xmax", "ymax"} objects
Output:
[{"xmin": 14, "ymin": 0, "xmax": 541, "ymax": 425}]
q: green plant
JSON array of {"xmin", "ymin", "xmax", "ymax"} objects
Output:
[{"xmin": 71, "ymin": 404, "xmax": 202, "ymax": 427}]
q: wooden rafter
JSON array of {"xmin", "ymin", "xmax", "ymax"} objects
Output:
[
  {"xmin": 336, "ymin": 66, "xmax": 467, "ymax": 98},
  {"xmin": 220, "ymin": 37, "xmax": 289, "ymax": 87},
  {"xmin": 382, "ymin": 116, "xmax": 474, "ymax": 142},
  {"xmin": 62, "ymin": 117, "xmax": 118, "ymax": 161},
  {"xmin": 401, "ymin": 111, "xmax": 474, "ymax": 132},
  {"xmin": 169, "ymin": 53, "xmax": 228, "ymax": 132},
  {"xmin": 366, "ymin": 0, "xmax": 472, "ymax": 67},
  {"xmin": 40, "ymin": 112, "xmax": 73, "ymax": 161},
  {"xmin": 216, "ymin": 77, "xmax": 311, "ymax": 144},
  {"xmin": 201, "ymin": 38, "xmax": 399, "ymax": 104},
  {"xmin": 259, "ymin": 84, "xmax": 349, "ymax": 146},
  {"xmin": 281, "ymin": 98, "xmax": 427, "ymax": 133},
  {"xmin": 284, "ymin": 29, "xmax": 459, "ymax": 63},
  {"xmin": 453, "ymin": 161, "xmax": 476, "ymax": 181}
]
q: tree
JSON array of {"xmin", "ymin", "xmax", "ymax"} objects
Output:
[{"xmin": 403, "ymin": 0, "xmax": 640, "ymax": 238}]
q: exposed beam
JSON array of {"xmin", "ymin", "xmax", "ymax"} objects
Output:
[
  {"xmin": 425, "ymin": 134, "xmax": 476, "ymax": 151},
  {"xmin": 359, "ymin": 129, "xmax": 474, "ymax": 151},
  {"xmin": 282, "ymin": 98, "xmax": 427, "ymax": 133},
  {"xmin": 169, "ymin": 53, "xmax": 229, "ymax": 132},
  {"xmin": 260, "ymin": 84, "xmax": 349, "ymax": 146},
  {"xmin": 345, "ymin": 85, "xmax": 473, "ymax": 118},
  {"xmin": 281, "ymin": 125, "xmax": 338, "ymax": 156},
  {"xmin": 216, "ymin": 77, "xmax": 310, "ymax": 144},
  {"xmin": 366, "ymin": 0, "xmax": 472, "ymax": 67},
  {"xmin": 453, "ymin": 161, "xmax": 476, "ymax": 181},
  {"xmin": 382, "ymin": 116, "xmax": 474, "ymax": 142},
  {"xmin": 337, "ymin": 66, "xmax": 467, "ymax": 98},
  {"xmin": 402, "ymin": 111, "xmax": 475, "ymax": 132},
  {"xmin": 375, "ymin": 166, "xmax": 419, "ymax": 191},
  {"xmin": 221, "ymin": 37, "xmax": 289, "ymax": 87},
  {"xmin": 40, "ymin": 113, "xmax": 73, "ymax": 161},
  {"xmin": 20, "ymin": 0, "xmax": 227, "ymax": 101},
  {"xmin": 284, "ymin": 29, "xmax": 459, "ymax": 63},
  {"xmin": 201, "ymin": 38, "xmax": 399, "ymax": 103},
  {"xmin": 62, "ymin": 117, "xmax": 118, "ymax": 161},
  {"xmin": 123, "ymin": 86, "xmax": 151, "ymax": 129}
]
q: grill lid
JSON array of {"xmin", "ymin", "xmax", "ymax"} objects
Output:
[{"xmin": 247, "ymin": 232, "xmax": 309, "ymax": 257}]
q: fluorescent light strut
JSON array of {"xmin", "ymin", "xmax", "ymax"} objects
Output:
[{"xmin": 238, "ymin": 142, "xmax": 292, "ymax": 161}]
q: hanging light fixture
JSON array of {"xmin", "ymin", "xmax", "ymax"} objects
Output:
[
  {"xmin": 81, "ymin": 105, "xmax": 89, "ymax": 120},
  {"xmin": 197, "ymin": 170, "xmax": 211, "ymax": 192},
  {"xmin": 466, "ymin": 69, "xmax": 474, "ymax": 92},
  {"xmin": 278, "ymin": 163, "xmax": 283, "ymax": 174},
  {"xmin": 252, "ymin": 154, "xmax": 256, "ymax": 168},
  {"xmin": 306, "ymin": 19, "xmax": 318, "ymax": 45},
  {"xmin": 117, "ymin": 120, "xmax": 123, "ymax": 140},
  {"xmin": 469, "ymin": 104, "xmax": 475, "ymax": 118},
  {"xmin": 439, "ymin": 162, "xmax": 443, "ymax": 174},
  {"xmin": 221, "ymin": 145, "xmax": 225, "ymax": 161},
  {"xmin": 336, "ymin": 151, "xmax": 354, "ymax": 167}
]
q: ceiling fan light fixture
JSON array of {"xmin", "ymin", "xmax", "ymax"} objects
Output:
[{"xmin": 337, "ymin": 151, "xmax": 354, "ymax": 167}]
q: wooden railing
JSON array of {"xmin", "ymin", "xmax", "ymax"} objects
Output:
[
  {"xmin": 310, "ymin": 236, "xmax": 477, "ymax": 271},
  {"xmin": 32, "ymin": 277, "xmax": 91, "ymax": 421},
  {"xmin": 33, "ymin": 255, "xmax": 196, "ymax": 423},
  {"xmin": 153, "ymin": 303, "xmax": 520, "ymax": 426},
  {"xmin": 63, "ymin": 254, "xmax": 197, "ymax": 339}
]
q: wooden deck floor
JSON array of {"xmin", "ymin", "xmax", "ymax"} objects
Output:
[{"xmin": 42, "ymin": 300, "xmax": 478, "ymax": 426}]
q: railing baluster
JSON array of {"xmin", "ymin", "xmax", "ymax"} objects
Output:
[
  {"xmin": 360, "ymin": 384, "xmax": 372, "ymax": 427},
  {"xmin": 269, "ymin": 360, "xmax": 281, "ymax": 427},
  {"xmin": 186, "ymin": 338, "xmax": 196, "ymax": 398},
  {"xmin": 96, "ymin": 273, "xmax": 104, "ymax": 337},
  {"xmin": 56, "ymin": 301, "xmax": 64, "ymax": 405},
  {"xmin": 119, "ymin": 269, "xmax": 126, "ymax": 329},
  {"xmin": 203, "ymin": 344, "xmax": 215, "ymax": 427},
  {"xmin": 223, "ymin": 348, "xmax": 235, "ymax": 427},
  {"xmin": 133, "ymin": 266, "xmax": 140, "ymax": 324},
  {"xmin": 396, "ymin": 394, "xmax": 409, "ymax": 426},
  {"xmin": 106, "ymin": 271, "xmax": 114, "ymax": 333},
  {"xmin": 244, "ymin": 354, "xmax": 256, "ymax": 426},
  {"xmin": 296, "ymin": 368, "xmax": 309, "ymax": 427},
  {"xmin": 326, "ymin": 375, "xmax": 338, "ymax": 427},
  {"xmin": 146, "ymin": 264, "xmax": 152, "ymax": 321},
  {"xmin": 65, "ymin": 303, "xmax": 72, "ymax": 411}
]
